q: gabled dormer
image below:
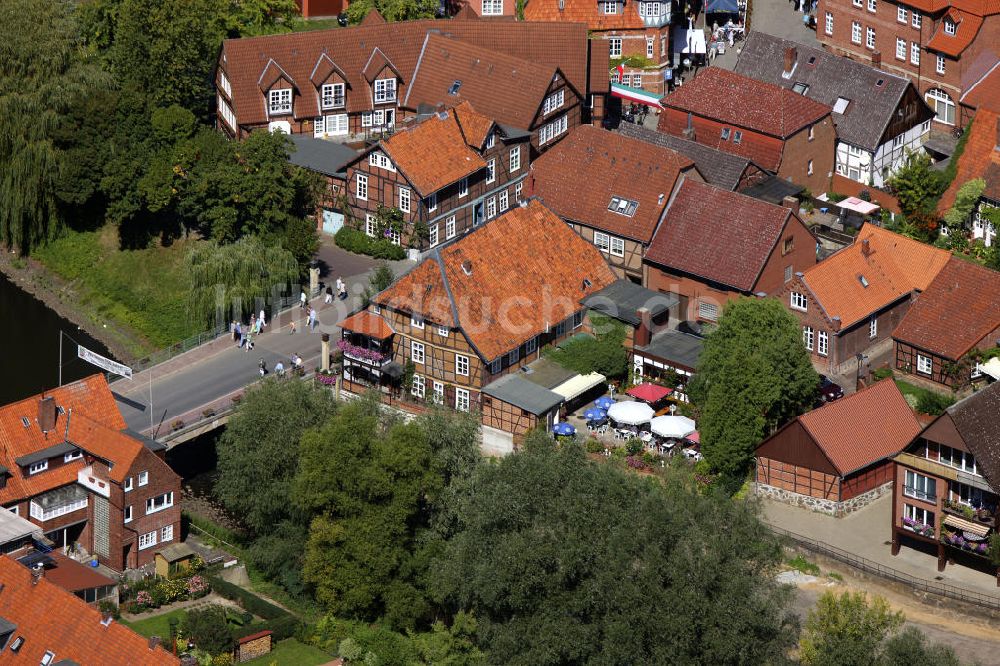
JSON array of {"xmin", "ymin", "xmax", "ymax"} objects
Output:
[
  {"xmin": 258, "ymin": 58, "xmax": 296, "ymax": 117},
  {"xmin": 310, "ymin": 52, "xmax": 349, "ymax": 113},
  {"xmin": 362, "ymin": 48, "xmax": 402, "ymax": 106}
]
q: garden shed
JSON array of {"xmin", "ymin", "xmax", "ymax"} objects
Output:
[{"xmin": 155, "ymin": 542, "xmax": 197, "ymax": 579}]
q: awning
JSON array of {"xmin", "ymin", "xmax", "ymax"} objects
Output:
[
  {"xmin": 611, "ymin": 83, "xmax": 663, "ymax": 108},
  {"xmin": 627, "ymin": 383, "xmax": 673, "ymax": 403},
  {"xmin": 836, "ymin": 196, "xmax": 880, "ymax": 215},
  {"xmin": 706, "ymin": 0, "xmax": 739, "ymax": 12},
  {"xmin": 978, "ymin": 357, "xmax": 1000, "ymax": 380},
  {"xmin": 673, "ymin": 27, "xmax": 707, "ymax": 55},
  {"xmin": 551, "ymin": 372, "xmax": 607, "ymax": 402},
  {"xmin": 943, "ymin": 514, "xmax": 990, "ymax": 537}
]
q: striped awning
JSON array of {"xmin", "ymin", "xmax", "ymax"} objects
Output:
[
  {"xmin": 943, "ymin": 514, "xmax": 990, "ymax": 537},
  {"xmin": 611, "ymin": 83, "xmax": 663, "ymax": 108}
]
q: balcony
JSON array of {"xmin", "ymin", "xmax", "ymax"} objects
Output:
[
  {"xmin": 30, "ymin": 485, "xmax": 89, "ymax": 522},
  {"xmin": 900, "ymin": 517, "xmax": 935, "ymax": 538},
  {"xmin": 942, "ymin": 500, "xmax": 996, "ymax": 530},
  {"xmin": 77, "ymin": 466, "xmax": 111, "ymax": 498},
  {"xmin": 338, "ymin": 339, "xmax": 392, "ymax": 368}
]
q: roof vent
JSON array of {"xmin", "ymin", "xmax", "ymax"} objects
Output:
[
  {"xmin": 582, "ymin": 278, "xmax": 592, "ymax": 291},
  {"xmin": 875, "ymin": 78, "xmax": 885, "ymax": 87},
  {"xmin": 9, "ymin": 636, "xmax": 23, "ymax": 653},
  {"xmin": 448, "ymin": 80, "xmax": 462, "ymax": 95},
  {"xmin": 558, "ymin": 0, "xmax": 565, "ymax": 9},
  {"xmin": 436, "ymin": 111, "xmax": 448, "ymax": 120},
  {"xmin": 20, "ymin": 417, "xmax": 30, "ymax": 429},
  {"xmin": 807, "ymin": 55, "xmax": 817, "ymax": 65},
  {"xmin": 658, "ymin": 193, "xmax": 665, "ymax": 205},
  {"xmin": 461, "ymin": 260, "xmax": 473, "ymax": 276},
  {"xmin": 858, "ymin": 274, "xmax": 870, "ymax": 288}
]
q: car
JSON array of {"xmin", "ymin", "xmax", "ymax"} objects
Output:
[
  {"xmin": 337, "ymin": 12, "xmax": 349, "ymax": 26},
  {"xmin": 816, "ymin": 374, "xmax": 845, "ymax": 404}
]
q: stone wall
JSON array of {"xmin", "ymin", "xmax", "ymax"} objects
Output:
[
  {"xmin": 236, "ymin": 632, "xmax": 272, "ymax": 663},
  {"xmin": 756, "ymin": 481, "xmax": 893, "ymax": 517}
]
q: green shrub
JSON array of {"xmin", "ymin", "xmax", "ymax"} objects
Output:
[
  {"xmin": 585, "ymin": 438, "xmax": 604, "ymax": 454},
  {"xmin": 625, "ymin": 439, "xmax": 643, "ymax": 456},
  {"xmin": 206, "ymin": 575, "xmax": 302, "ymax": 641},
  {"xmin": 915, "ymin": 391, "xmax": 954, "ymax": 416},
  {"xmin": 873, "ymin": 367, "xmax": 893, "ymax": 381},
  {"xmin": 786, "ymin": 555, "xmax": 821, "ymax": 576},
  {"xmin": 334, "ymin": 227, "xmax": 406, "ymax": 260}
]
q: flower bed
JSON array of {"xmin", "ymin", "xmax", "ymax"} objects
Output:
[
  {"xmin": 315, "ymin": 373, "xmax": 337, "ymax": 386},
  {"xmin": 901, "ymin": 517, "xmax": 934, "ymax": 538},
  {"xmin": 941, "ymin": 530, "xmax": 990, "ymax": 556},
  {"xmin": 121, "ymin": 562, "xmax": 211, "ymax": 614}
]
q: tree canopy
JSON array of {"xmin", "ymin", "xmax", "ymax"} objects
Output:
[
  {"xmin": 688, "ymin": 298, "xmax": 819, "ymax": 489},
  {"xmin": 346, "ymin": 0, "xmax": 440, "ymax": 23},
  {"xmin": 943, "ymin": 179, "xmax": 985, "ymax": 229}
]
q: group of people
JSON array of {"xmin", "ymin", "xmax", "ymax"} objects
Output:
[
  {"xmin": 258, "ymin": 352, "xmax": 305, "ymax": 378},
  {"xmin": 232, "ymin": 310, "xmax": 268, "ymax": 352},
  {"xmin": 324, "ymin": 276, "xmax": 348, "ymax": 304}
]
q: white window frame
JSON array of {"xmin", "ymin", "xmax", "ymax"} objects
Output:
[
  {"xmin": 161, "ymin": 524, "xmax": 174, "ymax": 542},
  {"xmin": 455, "ymin": 388, "xmax": 471, "ymax": 412},
  {"xmin": 321, "ymin": 82, "xmax": 345, "ymax": 110},
  {"xmin": 64, "ymin": 450, "xmax": 82, "ymax": 463},
  {"xmin": 867, "ymin": 0, "xmax": 876, "ymax": 11},
  {"xmin": 124, "ymin": 476, "xmax": 133, "ymax": 492},
  {"xmin": 896, "ymin": 38, "xmax": 906, "ymax": 60},
  {"xmin": 356, "ymin": 173, "xmax": 368, "ymax": 200},
  {"xmin": 124, "ymin": 505, "xmax": 132, "ymax": 523},
  {"xmin": 429, "ymin": 223, "xmax": 439, "ymax": 247},
  {"xmin": 852, "ymin": 21, "xmax": 862, "ymax": 44},
  {"xmin": 426, "ymin": 192, "xmax": 437, "ymax": 212},
  {"xmin": 594, "ymin": 231, "xmax": 611, "ymax": 253},
  {"xmin": 525, "ymin": 336, "xmax": 538, "ymax": 354},
  {"xmin": 432, "ymin": 381, "xmax": 444, "ymax": 405},
  {"xmin": 866, "ymin": 26, "xmax": 876, "ymax": 49},
  {"xmin": 509, "ymin": 146, "xmax": 521, "ymax": 172},
  {"xmin": 926, "ymin": 89, "xmax": 955, "ymax": 125},
  {"xmin": 904, "ymin": 470, "xmax": 936, "ymax": 502},
  {"xmin": 869, "ymin": 316, "xmax": 877, "ymax": 339},
  {"xmin": 411, "ymin": 314, "xmax": 425, "ymax": 330},
  {"xmin": 411, "ymin": 341, "xmax": 425, "ymax": 364},
  {"xmin": 610, "ymin": 236, "xmax": 625, "ymax": 257},
  {"xmin": 646, "ymin": 38, "xmax": 654, "ymax": 59},
  {"xmin": 490, "ymin": 358, "xmax": 501, "ymax": 374},
  {"xmin": 374, "ymin": 78, "xmax": 397, "ymax": 103},
  {"xmin": 138, "ymin": 470, "xmax": 148, "ymax": 486},
  {"xmin": 912, "ymin": 11, "xmax": 921, "ymax": 27},
  {"xmin": 28, "ymin": 460, "xmax": 48, "ymax": 475},
  {"xmin": 446, "ymin": 216, "xmax": 456, "ymax": 239},
  {"xmin": 852, "ymin": 0, "xmax": 861, "ymax": 7},
  {"xmin": 790, "ymin": 292, "xmax": 808, "ymax": 311},
  {"xmin": 487, "ymin": 158, "xmax": 496, "ymax": 184},
  {"xmin": 459, "ymin": 178, "xmax": 468, "ymax": 198},
  {"xmin": 138, "ymin": 531, "xmax": 157, "ymax": 550},
  {"xmin": 145, "ymin": 492, "xmax": 173, "ymax": 515},
  {"xmin": 911, "ymin": 42, "xmax": 921, "ymax": 65},
  {"xmin": 456, "ymin": 354, "xmax": 470, "ymax": 376},
  {"xmin": 817, "ymin": 331, "xmax": 829, "ymax": 357},
  {"xmin": 803, "ymin": 326, "xmax": 814, "ymax": 351},
  {"xmin": 603, "ymin": 0, "xmax": 617, "ymax": 13},
  {"xmin": 916, "ymin": 354, "xmax": 932, "ymax": 375},
  {"xmin": 219, "ymin": 71, "xmax": 232, "ymax": 97},
  {"xmin": 514, "ymin": 182, "xmax": 523, "ymax": 201},
  {"xmin": 399, "ymin": 187, "xmax": 411, "ymax": 214},
  {"xmin": 936, "ymin": 54, "xmax": 946, "ymax": 75},
  {"xmin": 543, "ymin": 90, "xmax": 565, "ymax": 115},
  {"xmin": 508, "ymin": 348, "xmax": 520, "ymax": 365},
  {"xmin": 499, "ymin": 189, "xmax": 509, "ymax": 213},
  {"xmin": 825, "ymin": 12, "xmax": 834, "ymax": 35},
  {"xmin": 897, "ymin": 6, "xmax": 907, "ymax": 22},
  {"xmin": 437, "ymin": 325, "xmax": 449, "ymax": 337},
  {"xmin": 609, "ymin": 37, "xmax": 622, "ymax": 58},
  {"xmin": 482, "ymin": 0, "xmax": 503, "ymax": 14},
  {"xmin": 903, "ymin": 503, "xmax": 933, "ymax": 529},
  {"xmin": 573, "ymin": 311, "xmax": 584, "ymax": 329},
  {"xmin": 944, "ymin": 18, "xmax": 956, "ymax": 35},
  {"xmin": 365, "ymin": 214, "xmax": 377, "ymax": 237},
  {"xmin": 268, "ymin": 88, "xmax": 292, "ymax": 115},
  {"xmin": 412, "ymin": 374, "xmax": 426, "ymax": 399}
]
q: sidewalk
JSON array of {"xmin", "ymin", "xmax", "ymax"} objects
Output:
[
  {"xmin": 709, "ymin": 0, "xmax": 819, "ymax": 71},
  {"xmin": 761, "ymin": 494, "xmax": 1000, "ymax": 594}
]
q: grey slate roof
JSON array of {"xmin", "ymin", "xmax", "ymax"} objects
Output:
[
  {"xmin": 518, "ymin": 357, "xmax": 578, "ymax": 390},
  {"xmin": 741, "ymin": 175, "xmax": 805, "ymax": 205},
  {"xmin": 482, "ymin": 374, "xmax": 564, "ymax": 415},
  {"xmin": 617, "ymin": 122, "xmax": 761, "ymax": 191},
  {"xmin": 635, "ymin": 329, "xmax": 705, "ymax": 371},
  {"xmin": 582, "ymin": 279, "xmax": 677, "ymax": 326},
  {"xmin": 288, "ymin": 135, "xmax": 360, "ymax": 177},
  {"xmin": 14, "ymin": 441, "xmax": 76, "ymax": 467},
  {"xmin": 947, "ymin": 382, "xmax": 1000, "ymax": 491},
  {"xmin": 734, "ymin": 32, "xmax": 913, "ymax": 152},
  {"xmin": 0, "ymin": 507, "xmax": 42, "ymax": 547}
]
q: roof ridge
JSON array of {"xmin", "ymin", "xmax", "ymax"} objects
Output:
[{"xmin": 433, "ymin": 248, "xmax": 462, "ymax": 329}]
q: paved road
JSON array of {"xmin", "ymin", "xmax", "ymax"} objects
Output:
[{"xmin": 111, "ymin": 251, "xmax": 413, "ymax": 436}]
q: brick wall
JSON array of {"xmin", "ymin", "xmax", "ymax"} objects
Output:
[
  {"xmin": 754, "ymin": 214, "xmax": 819, "ymax": 296},
  {"xmin": 778, "ymin": 119, "xmax": 836, "ymax": 195}
]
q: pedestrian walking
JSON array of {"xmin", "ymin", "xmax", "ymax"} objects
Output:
[
  {"xmin": 325, "ymin": 286, "xmax": 333, "ymax": 304},
  {"xmin": 309, "ymin": 307, "xmax": 317, "ymax": 331},
  {"xmin": 259, "ymin": 357, "xmax": 268, "ymax": 377},
  {"xmin": 300, "ymin": 290, "xmax": 308, "ymax": 309},
  {"xmin": 245, "ymin": 332, "xmax": 254, "ymax": 352},
  {"xmin": 259, "ymin": 309, "xmax": 266, "ymax": 329},
  {"xmin": 336, "ymin": 277, "xmax": 347, "ymax": 300},
  {"xmin": 275, "ymin": 361, "xmax": 285, "ymax": 377},
  {"xmin": 289, "ymin": 321, "xmax": 297, "ymax": 335},
  {"xmin": 230, "ymin": 320, "xmax": 237, "ymax": 342},
  {"xmin": 235, "ymin": 322, "xmax": 243, "ymax": 346}
]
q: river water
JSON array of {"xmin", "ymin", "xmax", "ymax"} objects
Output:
[{"xmin": 0, "ymin": 273, "xmax": 115, "ymax": 405}]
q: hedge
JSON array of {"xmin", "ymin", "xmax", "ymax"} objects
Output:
[
  {"xmin": 206, "ymin": 576, "xmax": 302, "ymax": 641},
  {"xmin": 334, "ymin": 227, "xmax": 406, "ymax": 260}
]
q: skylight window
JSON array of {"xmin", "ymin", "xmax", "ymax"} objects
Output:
[
  {"xmin": 858, "ymin": 275, "xmax": 870, "ymax": 288},
  {"xmin": 792, "ymin": 82, "xmax": 809, "ymax": 95},
  {"xmin": 807, "ymin": 55, "xmax": 817, "ymax": 65},
  {"xmin": 448, "ymin": 80, "xmax": 462, "ymax": 95},
  {"xmin": 608, "ymin": 197, "xmax": 638, "ymax": 217},
  {"xmin": 833, "ymin": 97, "xmax": 851, "ymax": 114},
  {"xmin": 876, "ymin": 78, "xmax": 885, "ymax": 87}
]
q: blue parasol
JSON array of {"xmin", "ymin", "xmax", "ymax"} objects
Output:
[
  {"xmin": 553, "ymin": 422, "xmax": 577, "ymax": 436},
  {"xmin": 583, "ymin": 407, "xmax": 607, "ymax": 421},
  {"xmin": 594, "ymin": 396, "xmax": 615, "ymax": 410}
]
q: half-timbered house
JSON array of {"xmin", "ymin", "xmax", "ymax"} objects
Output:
[
  {"xmin": 530, "ymin": 125, "xmax": 701, "ymax": 282},
  {"xmin": 343, "ymin": 102, "xmax": 531, "ymax": 249},
  {"xmin": 338, "ymin": 200, "xmax": 617, "ymax": 450}
]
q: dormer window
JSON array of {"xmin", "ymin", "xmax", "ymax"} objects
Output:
[
  {"xmin": 602, "ymin": 0, "xmax": 618, "ymax": 14},
  {"xmin": 28, "ymin": 461, "xmax": 48, "ymax": 475},
  {"xmin": 486, "ymin": 132, "xmax": 495, "ymax": 150},
  {"xmin": 321, "ymin": 83, "xmax": 345, "ymax": 109},
  {"xmin": 944, "ymin": 18, "xmax": 956, "ymax": 34},
  {"xmin": 374, "ymin": 78, "xmax": 396, "ymax": 104},
  {"xmin": 543, "ymin": 90, "xmax": 565, "ymax": 115},
  {"xmin": 268, "ymin": 88, "xmax": 292, "ymax": 115}
]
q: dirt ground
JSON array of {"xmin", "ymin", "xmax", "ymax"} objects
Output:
[{"xmin": 788, "ymin": 562, "xmax": 1000, "ymax": 664}]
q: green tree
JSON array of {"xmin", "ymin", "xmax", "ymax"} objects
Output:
[
  {"xmin": 943, "ymin": 179, "xmax": 985, "ymax": 230},
  {"xmin": 545, "ymin": 313, "xmax": 629, "ymax": 379},
  {"xmin": 880, "ymin": 626, "xmax": 965, "ymax": 666},
  {"xmin": 186, "ymin": 236, "xmax": 300, "ymax": 327},
  {"xmin": 799, "ymin": 591, "xmax": 903, "ymax": 666},
  {"xmin": 410, "ymin": 612, "xmax": 486, "ymax": 666},
  {"xmin": 688, "ymin": 298, "xmax": 818, "ymax": 490},
  {"xmin": 889, "ymin": 152, "xmax": 946, "ymax": 219},
  {"xmin": 362, "ymin": 261, "xmax": 395, "ymax": 306},
  {"xmin": 346, "ymin": 0, "xmax": 439, "ymax": 23},
  {"xmin": 430, "ymin": 434, "xmax": 796, "ymax": 664},
  {"xmin": 182, "ymin": 606, "xmax": 234, "ymax": 655},
  {"xmin": 0, "ymin": 0, "xmax": 107, "ymax": 252}
]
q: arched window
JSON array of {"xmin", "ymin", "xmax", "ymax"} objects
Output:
[{"xmin": 925, "ymin": 88, "xmax": 955, "ymax": 125}]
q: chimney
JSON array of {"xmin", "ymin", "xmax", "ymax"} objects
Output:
[
  {"xmin": 782, "ymin": 46, "xmax": 797, "ymax": 76},
  {"xmin": 149, "ymin": 636, "xmax": 162, "ymax": 651},
  {"xmin": 31, "ymin": 563, "xmax": 43, "ymax": 585},
  {"xmin": 781, "ymin": 196, "xmax": 799, "ymax": 213},
  {"xmin": 831, "ymin": 316, "xmax": 842, "ymax": 332},
  {"xmin": 461, "ymin": 259, "xmax": 473, "ymax": 276},
  {"xmin": 861, "ymin": 238, "xmax": 871, "ymax": 257},
  {"xmin": 38, "ymin": 396, "xmax": 57, "ymax": 433},
  {"xmin": 682, "ymin": 112, "xmax": 696, "ymax": 141},
  {"xmin": 635, "ymin": 307, "xmax": 653, "ymax": 347},
  {"xmin": 871, "ymin": 50, "xmax": 881, "ymax": 68}
]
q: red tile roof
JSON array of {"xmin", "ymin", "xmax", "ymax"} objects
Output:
[
  {"xmin": 938, "ymin": 109, "xmax": 1000, "ymax": 211},
  {"xmin": 800, "ymin": 224, "xmax": 951, "ymax": 328},
  {"xmin": 42, "ymin": 550, "xmax": 119, "ymax": 593},
  {"xmin": 524, "ymin": 0, "xmax": 650, "ymax": 30},
  {"xmin": 797, "ymin": 379, "xmax": 922, "ymax": 475},
  {"xmin": 0, "ymin": 376, "xmax": 127, "ymax": 504},
  {"xmin": 903, "ymin": 0, "xmax": 1000, "ymax": 15},
  {"xmin": 339, "ymin": 310, "xmax": 395, "ymax": 339},
  {"xmin": 404, "ymin": 33, "xmax": 557, "ymax": 131},
  {"xmin": 660, "ymin": 68, "xmax": 831, "ymax": 138},
  {"xmin": 926, "ymin": 8, "xmax": 983, "ymax": 56},
  {"xmin": 644, "ymin": 179, "xmax": 796, "ymax": 291},
  {"xmin": 379, "ymin": 105, "xmax": 489, "ymax": 195},
  {"xmin": 0, "ymin": 556, "xmax": 179, "ymax": 665},
  {"xmin": 66, "ymin": 414, "xmax": 145, "ymax": 483},
  {"xmin": 960, "ymin": 61, "xmax": 1000, "ymax": 111},
  {"xmin": 375, "ymin": 200, "xmax": 616, "ymax": 361},
  {"xmin": 530, "ymin": 125, "xmax": 696, "ymax": 242},
  {"xmin": 220, "ymin": 19, "xmax": 593, "ymax": 129},
  {"xmin": 453, "ymin": 101, "xmax": 496, "ymax": 149},
  {"xmin": 892, "ymin": 257, "xmax": 1000, "ymax": 360}
]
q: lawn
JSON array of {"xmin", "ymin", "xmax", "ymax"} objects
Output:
[
  {"xmin": 33, "ymin": 226, "xmax": 203, "ymax": 356},
  {"xmin": 894, "ymin": 378, "xmax": 955, "ymax": 415},
  {"xmin": 291, "ymin": 17, "xmax": 344, "ymax": 31},
  {"xmin": 243, "ymin": 638, "xmax": 332, "ymax": 666},
  {"xmin": 122, "ymin": 608, "xmax": 188, "ymax": 639}
]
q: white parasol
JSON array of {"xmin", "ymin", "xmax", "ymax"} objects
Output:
[
  {"xmin": 607, "ymin": 401, "xmax": 655, "ymax": 426},
  {"xmin": 650, "ymin": 415, "xmax": 696, "ymax": 439}
]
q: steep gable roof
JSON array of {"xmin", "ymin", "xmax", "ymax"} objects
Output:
[
  {"xmin": 734, "ymin": 33, "xmax": 921, "ymax": 152},
  {"xmin": 797, "ymin": 379, "xmax": 922, "ymax": 475},
  {"xmin": 945, "ymin": 382, "xmax": 1000, "ymax": 489},
  {"xmin": 0, "ymin": 556, "xmax": 179, "ymax": 666},
  {"xmin": 892, "ymin": 257, "xmax": 1000, "ymax": 360},
  {"xmin": 660, "ymin": 67, "xmax": 832, "ymax": 138},
  {"xmin": 453, "ymin": 100, "xmax": 496, "ymax": 149},
  {"xmin": 926, "ymin": 8, "xmax": 984, "ymax": 57},
  {"xmin": 375, "ymin": 200, "xmax": 616, "ymax": 360},
  {"xmin": 960, "ymin": 55, "xmax": 1000, "ymax": 110},
  {"xmin": 644, "ymin": 179, "xmax": 794, "ymax": 291},
  {"xmin": 531, "ymin": 125, "xmax": 696, "ymax": 242},
  {"xmin": 800, "ymin": 224, "xmax": 951, "ymax": 329},
  {"xmin": 524, "ymin": 0, "xmax": 650, "ymax": 30},
  {"xmin": 378, "ymin": 106, "xmax": 489, "ymax": 196}
]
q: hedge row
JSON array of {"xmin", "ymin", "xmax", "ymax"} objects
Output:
[
  {"xmin": 334, "ymin": 227, "xmax": 406, "ymax": 260},
  {"xmin": 207, "ymin": 575, "xmax": 302, "ymax": 641}
]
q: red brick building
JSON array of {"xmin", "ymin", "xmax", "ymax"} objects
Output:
[
  {"xmin": 643, "ymin": 179, "xmax": 817, "ymax": 324},
  {"xmin": 755, "ymin": 379, "xmax": 921, "ymax": 515},
  {"xmin": 816, "ymin": 0, "xmax": 1000, "ymax": 128},
  {"xmin": 525, "ymin": 0, "xmax": 674, "ymax": 96},
  {"xmin": 0, "ymin": 376, "xmax": 181, "ymax": 572},
  {"xmin": 294, "ymin": 0, "xmax": 345, "ymax": 18},
  {"xmin": 343, "ymin": 102, "xmax": 531, "ymax": 249},
  {"xmin": 530, "ymin": 124, "xmax": 701, "ymax": 283},
  {"xmin": 777, "ymin": 224, "xmax": 951, "ymax": 374},
  {"xmin": 937, "ymin": 107, "xmax": 1000, "ymax": 246},
  {"xmin": 893, "ymin": 256, "xmax": 1000, "ymax": 386},
  {"xmin": 0, "ymin": 557, "xmax": 179, "ymax": 665},
  {"xmin": 658, "ymin": 68, "xmax": 836, "ymax": 193}
]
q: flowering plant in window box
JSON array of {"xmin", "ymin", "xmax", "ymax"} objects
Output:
[
  {"xmin": 315, "ymin": 373, "xmax": 338, "ymax": 386},
  {"xmin": 337, "ymin": 339, "xmax": 386, "ymax": 363}
]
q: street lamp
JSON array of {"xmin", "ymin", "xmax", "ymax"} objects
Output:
[{"xmin": 855, "ymin": 353, "xmax": 869, "ymax": 389}]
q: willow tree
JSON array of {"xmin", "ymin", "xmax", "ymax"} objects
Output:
[
  {"xmin": 0, "ymin": 0, "xmax": 107, "ymax": 252},
  {"xmin": 186, "ymin": 236, "xmax": 299, "ymax": 328}
]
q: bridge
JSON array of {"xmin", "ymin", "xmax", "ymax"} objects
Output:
[{"xmin": 109, "ymin": 259, "xmax": 389, "ymax": 447}]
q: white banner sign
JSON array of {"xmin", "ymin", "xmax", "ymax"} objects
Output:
[{"xmin": 78, "ymin": 345, "xmax": 133, "ymax": 379}]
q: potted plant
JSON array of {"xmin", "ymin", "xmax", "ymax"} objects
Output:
[
  {"xmin": 202, "ymin": 408, "xmax": 216, "ymax": 419},
  {"xmin": 170, "ymin": 419, "xmax": 185, "ymax": 432}
]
